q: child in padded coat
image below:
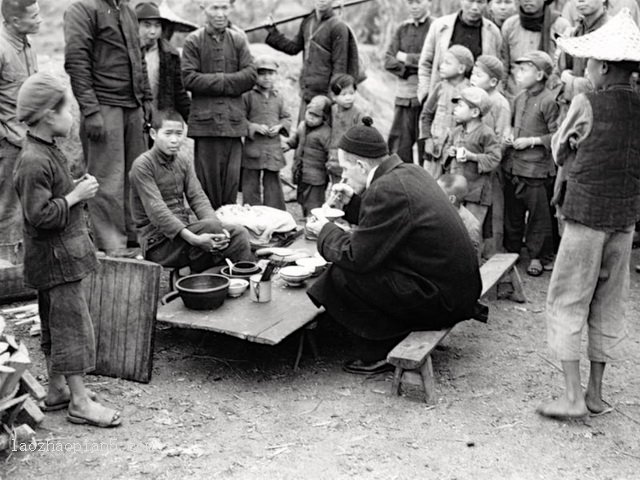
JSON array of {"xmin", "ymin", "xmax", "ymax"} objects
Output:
[{"xmin": 284, "ymin": 95, "xmax": 332, "ymax": 217}]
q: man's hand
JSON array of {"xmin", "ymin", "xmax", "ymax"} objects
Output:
[
  {"xmin": 249, "ymin": 123, "xmax": 270, "ymax": 137},
  {"xmin": 267, "ymin": 124, "xmax": 282, "ymax": 137},
  {"xmin": 191, "ymin": 232, "xmax": 230, "ymax": 253},
  {"xmin": 305, "ymin": 215, "xmax": 329, "ymax": 237},
  {"xmin": 327, "ymin": 182, "xmax": 354, "ymax": 208},
  {"xmin": 447, "ymin": 146, "xmax": 457, "ymax": 158},
  {"xmin": 143, "ymin": 100, "xmax": 153, "ymax": 130},
  {"xmin": 424, "ymin": 138, "xmax": 435, "ymax": 156},
  {"xmin": 84, "ymin": 112, "xmax": 106, "ymax": 142},
  {"xmin": 396, "ymin": 51, "xmax": 408, "ymax": 63}
]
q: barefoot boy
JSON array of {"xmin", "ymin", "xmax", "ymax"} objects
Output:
[
  {"xmin": 539, "ymin": 10, "xmax": 640, "ymax": 420},
  {"xmin": 13, "ymin": 72, "xmax": 121, "ymax": 428}
]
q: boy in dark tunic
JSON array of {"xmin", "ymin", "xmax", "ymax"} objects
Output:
[
  {"xmin": 129, "ymin": 109, "xmax": 252, "ymax": 272},
  {"xmin": 13, "ymin": 72, "xmax": 121, "ymax": 428}
]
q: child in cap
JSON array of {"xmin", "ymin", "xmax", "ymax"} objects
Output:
[
  {"xmin": 242, "ymin": 55, "xmax": 292, "ymax": 210},
  {"xmin": 503, "ymin": 50, "xmax": 560, "ymax": 278},
  {"xmin": 437, "ymin": 173, "xmax": 482, "ymax": 260},
  {"xmin": 12, "ymin": 72, "xmax": 121, "ymax": 428},
  {"xmin": 284, "ymin": 95, "xmax": 332, "ymax": 217},
  {"xmin": 540, "ymin": 9, "xmax": 640, "ymax": 420},
  {"xmin": 328, "ymin": 74, "xmax": 364, "ymax": 183},
  {"xmin": 471, "ymin": 54, "xmax": 512, "ymax": 255},
  {"xmin": 420, "ymin": 45, "xmax": 473, "ymax": 179},
  {"xmin": 444, "ymin": 86, "xmax": 501, "ymax": 245}
]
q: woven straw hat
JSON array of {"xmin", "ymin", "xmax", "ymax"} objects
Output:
[{"xmin": 556, "ymin": 8, "xmax": 640, "ymax": 61}]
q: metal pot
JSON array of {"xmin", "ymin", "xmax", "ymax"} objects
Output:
[{"xmin": 174, "ymin": 273, "xmax": 230, "ymax": 310}]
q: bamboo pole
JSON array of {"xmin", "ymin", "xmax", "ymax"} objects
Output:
[{"xmin": 244, "ymin": 0, "xmax": 374, "ymax": 33}]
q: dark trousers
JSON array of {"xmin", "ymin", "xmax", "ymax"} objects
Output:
[
  {"xmin": 194, "ymin": 137, "xmax": 242, "ymax": 210},
  {"xmin": 82, "ymin": 105, "xmax": 146, "ymax": 251},
  {"xmin": 39, "ymin": 279, "xmax": 96, "ymax": 376},
  {"xmin": 503, "ymin": 172, "xmax": 552, "ymax": 259},
  {"xmin": 0, "ymin": 138, "xmax": 22, "ymax": 246},
  {"xmin": 241, "ymin": 169, "xmax": 286, "ymax": 210},
  {"xmin": 297, "ymin": 182, "xmax": 326, "ymax": 217},
  {"xmin": 387, "ymin": 103, "xmax": 424, "ymax": 165},
  {"xmin": 146, "ymin": 220, "xmax": 253, "ymax": 272}
]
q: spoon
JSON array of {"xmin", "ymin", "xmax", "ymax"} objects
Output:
[{"xmin": 225, "ymin": 258, "xmax": 234, "ymax": 274}]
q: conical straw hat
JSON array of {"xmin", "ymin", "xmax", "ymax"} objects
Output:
[
  {"xmin": 556, "ymin": 8, "xmax": 640, "ymax": 61},
  {"xmin": 158, "ymin": 2, "xmax": 197, "ymax": 33}
]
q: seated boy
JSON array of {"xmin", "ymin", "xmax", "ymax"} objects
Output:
[
  {"xmin": 437, "ymin": 174, "xmax": 482, "ymax": 259},
  {"xmin": 129, "ymin": 109, "xmax": 252, "ymax": 272}
]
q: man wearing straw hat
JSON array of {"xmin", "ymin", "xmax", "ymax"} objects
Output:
[{"xmin": 538, "ymin": 9, "xmax": 640, "ymax": 419}]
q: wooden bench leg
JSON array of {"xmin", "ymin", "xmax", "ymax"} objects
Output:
[
  {"xmin": 510, "ymin": 266, "xmax": 528, "ymax": 303},
  {"xmin": 294, "ymin": 331, "xmax": 305, "ymax": 371},
  {"xmin": 391, "ymin": 367, "xmax": 403, "ymax": 396},
  {"xmin": 420, "ymin": 355, "xmax": 436, "ymax": 405}
]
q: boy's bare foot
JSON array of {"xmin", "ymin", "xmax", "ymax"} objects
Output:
[
  {"xmin": 44, "ymin": 387, "xmax": 97, "ymax": 410},
  {"xmin": 67, "ymin": 398, "xmax": 121, "ymax": 428},
  {"xmin": 536, "ymin": 396, "xmax": 589, "ymax": 420},
  {"xmin": 585, "ymin": 393, "xmax": 613, "ymax": 415}
]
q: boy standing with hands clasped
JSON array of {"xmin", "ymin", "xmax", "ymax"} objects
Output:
[
  {"xmin": 420, "ymin": 45, "xmax": 474, "ymax": 179},
  {"xmin": 445, "ymin": 86, "xmax": 501, "ymax": 230},
  {"xmin": 503, "ymin": 51, "xmax": 559, "ymax": 277},
  {"xmin": 242, "ymin": 56, "xmax": 291, "ymax": 210},
  {"xmin": 13, "ymin": 72, "xmax": 121, "ymax": 428}
]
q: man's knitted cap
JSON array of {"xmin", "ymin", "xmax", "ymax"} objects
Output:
[
  {"xmin": 338, "ymin": 117, "xmax": 389, "ymax": 158},
  {"xmin": 17, "ymin": 72, "xmax": 67, "ymax": 126},
  {"xmin": 447, "ymin": 45, "xmax": 475, "ymax": 74},
  {"xmin": 475, "ymin": 54, "xmax": 504, "ymax": 80}
]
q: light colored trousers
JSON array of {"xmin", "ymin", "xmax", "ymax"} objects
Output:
[{"xmin": 546, "ymin": 220, "xmax": 633, "ymax": 362}]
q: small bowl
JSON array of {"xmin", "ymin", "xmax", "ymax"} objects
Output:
[
  {"xmin": 230, "ymin": 261, "xmax": 260, "ymax": 275},
  {"xmin": 279, "ymin": 265, "xmax": 312, "ymax": 286},
  {"xmin": 228, "ymin": 279, "xmax": 249, "ymax": 298},
  {"xmin": 295, "ymin": 257, "xmax": 327, "ymax": 276},
  {"xmin": 221, "ymin": 265, "xmax": 263, "ymax": 280}
]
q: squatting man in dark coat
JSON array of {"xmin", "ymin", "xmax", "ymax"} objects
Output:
[{"xmin": 306, "ymin": 118, "xmax": 482, "ymax": 375}]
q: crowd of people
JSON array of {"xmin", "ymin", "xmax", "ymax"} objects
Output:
[{"xmin": 0, "ymin": 0, "xmax": 639, "ymax": 428}]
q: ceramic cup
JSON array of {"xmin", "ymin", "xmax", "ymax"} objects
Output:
[{"xmin": 249, "ymin": 274, "xmax": 272, "ymax": 303}]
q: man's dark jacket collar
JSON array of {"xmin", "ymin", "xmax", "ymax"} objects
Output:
[{"xmin": 371, "ymin": 154, "xmax": 403, "ymax": 185}]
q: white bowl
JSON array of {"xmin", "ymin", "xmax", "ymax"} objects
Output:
[
  {"xmin": 310, "ymin": 207, "xmax": 345, "ymax": 221},
  {"xmin": 279, "ymin": 265, "xmax": 312, "ymax": 286},
  {"xmin": 295, "ymin": 257, "xmax": 327, "ymax": 276},
  {"xmin": 227, "ymin": 279, "xmax": 249, "ymax": 297}
]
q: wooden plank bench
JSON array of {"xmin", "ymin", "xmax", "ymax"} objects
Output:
[{"xmin": 386, "ymin": 253, "xmax": 525, "ymax": 404}]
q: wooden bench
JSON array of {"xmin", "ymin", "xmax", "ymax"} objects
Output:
[{"xmin": 386, "ymin": 253, "xmax": 525, "ymax": 404}]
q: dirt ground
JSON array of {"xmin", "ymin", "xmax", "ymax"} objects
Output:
[{"xmin": 2, "ymin": 249, "xmax": 640, "ymax": 480}]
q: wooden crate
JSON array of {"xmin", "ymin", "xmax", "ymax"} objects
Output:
[{"xmin": 84, "ymin": 257, "xmax": 162, "ymax": 383}]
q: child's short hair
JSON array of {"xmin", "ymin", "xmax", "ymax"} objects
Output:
[
  {"xmin": 151, "ymin": 108, "xmax": 185, "ymax": 130},
  {"xmin": 475, "ymin": 55, "xmax": 504, "ymax": 81},
  {"xmin": 1, "ymin": 0, "xmax": 37, "ymax": 20},
  {"xmin": 447, "ymin": 45, "xmax": 475, "ymax": 77},
  {"xmin": 330, "ymin": 74, "xmax": 357, "ymax": 95},
  {"xmin": 438, "ymin": 173, "xmax": 468, "ymax": 203}
]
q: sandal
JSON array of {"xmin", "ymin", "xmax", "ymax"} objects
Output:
[
  {"xmin": 40, "ymin": 390, "xmax": 98, "ymax": 412},
  {"xmin": 527, "ymin": 260, "xmax": 543, "ymax": 277},
  {"xmin": 67, "ymin": 405, "xmax": 122, "ymax": 428}
]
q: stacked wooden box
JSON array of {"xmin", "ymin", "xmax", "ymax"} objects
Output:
[{"xmin": 0, "ymin": 313, "xmax": 45, "ymax": 451}]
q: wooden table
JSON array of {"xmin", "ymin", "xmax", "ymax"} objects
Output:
[{"xmin": 155, "ymin": 237, "xmax": 322, "ymax": 368}]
